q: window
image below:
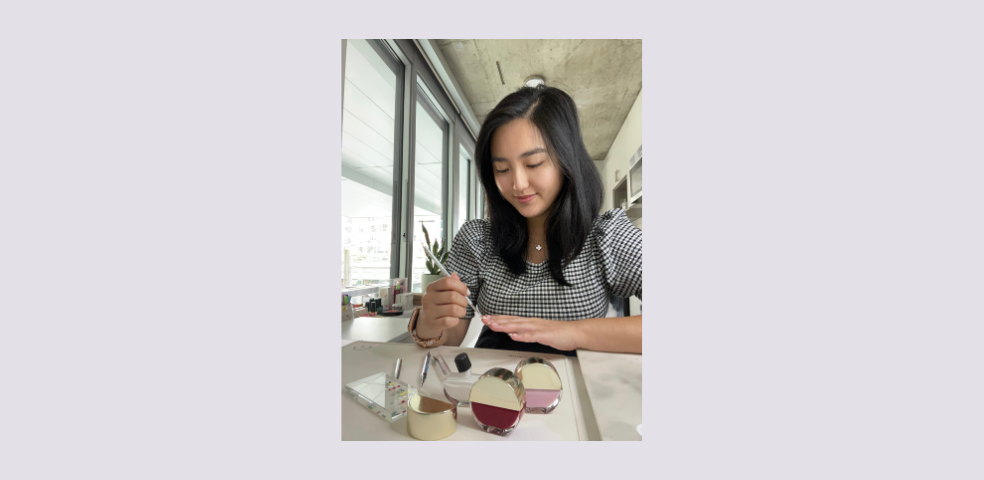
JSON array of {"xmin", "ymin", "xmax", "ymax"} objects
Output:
[
  {"xmin": 341, "ymin": 40, "xmax": 402, "ymax": 287},
  {"xmin": 470, "ymin": 150, "xmax": 485, "ymax": 221},
  {"xmin": 341, "ymin": 39, "xmax": 478, "ymax": 294},
  {"xmin": 410, "ymin": 85, "xmax": 449, "ymax": 292}
]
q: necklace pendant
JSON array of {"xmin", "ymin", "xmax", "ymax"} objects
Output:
[{"xmin": 536, "ymin": 244, "xmax": 542, "ymax": 251}]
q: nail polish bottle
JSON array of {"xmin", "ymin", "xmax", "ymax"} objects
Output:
[
  {"xmin": 514, "ymin": 357, "xmax": 563, "ymax": 413},
  {"xmin": 440, "ymin": 353, "xmax": 481, "ymax": 407},
  {"xmin": 469, "ymin": 367, "xmax": 526, "ymax": 436}
]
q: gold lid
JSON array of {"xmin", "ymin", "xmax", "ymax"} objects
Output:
[
  {"xmin": 469, "ymin": 367, "xmax": 526, "ymax": 411},
  {"xmin": 515, "ymin": 357, "xmax": 563, "ymax": 391},
  {"xmin": 407, "ymin": 394, "xmax": 457, "ymax": 441}
]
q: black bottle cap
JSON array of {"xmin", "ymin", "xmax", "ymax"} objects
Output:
[{"xmin": 454, "ymin": 353, "xmax": 471, "ymax": 373}]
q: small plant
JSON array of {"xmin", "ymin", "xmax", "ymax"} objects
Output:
[{"xmin": 420, "ymin": 223, "xmax": 447, "ymax": 275}]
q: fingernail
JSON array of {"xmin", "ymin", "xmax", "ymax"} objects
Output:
[{"xmin": 482, "ymin": 315, "xmax": 489, "ymax": 321}]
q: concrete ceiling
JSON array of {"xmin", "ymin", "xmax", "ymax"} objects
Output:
[{"xmin": 434, "ymin": 39, "xmax": 642, "ymax": 161}]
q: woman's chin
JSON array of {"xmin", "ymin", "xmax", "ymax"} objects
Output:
[{"xmin": 513, "ymin": 203, "xmax": 545, "ymax": 219}]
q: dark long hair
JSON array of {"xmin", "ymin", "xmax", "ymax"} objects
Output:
[{"xmin": 475, "ymin": 85, "xmax": 604, "ymax": 286}]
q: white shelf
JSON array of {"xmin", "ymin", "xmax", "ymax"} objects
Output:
[
  {"xmin": 341, "ymin": 285, "xmax": 382, "ymax": 298},
  {"xmin": 625, "ymin": 197, "xmax": 642, "ymax": 220}
]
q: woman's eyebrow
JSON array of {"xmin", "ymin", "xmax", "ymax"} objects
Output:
[
  {"xmin": 520, "ymin": 147, "xmax": 548, "ymax": 158},
  {"xmin": 491, "ymin": 147, "xmax": 548, "ymax": 162}
]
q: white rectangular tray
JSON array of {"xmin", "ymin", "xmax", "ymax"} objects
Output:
[{"xmin": 341, "ymin": 341, "xmax": 588, "ymax": 441}]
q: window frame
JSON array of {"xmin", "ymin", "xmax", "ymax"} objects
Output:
[
  {"xmin": 341, "ymin": 39, "xmax": 406, "ymax": 284},
  {"xmin": 343, "ymin": 39, "xmax": 477, "ymax": 284},
  {"xmin": 452, "ymin": 116, "xmax": 477, "ymax": 236},
  {"xmin": 409, "ymin": 82, "xmax": 451, "ymax": 289},
  {"xmin": 390, "ymin": 39, "xmax": 463, "ymax": 282}
]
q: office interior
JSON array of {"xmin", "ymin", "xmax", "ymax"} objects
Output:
[{"xmin": 341, "ymin": 39, "xmax": 643, "ymax": 336}]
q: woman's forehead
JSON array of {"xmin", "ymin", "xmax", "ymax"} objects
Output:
[{"xmin": 491, "ymin": 119, "xmax": 546, "ymax": 153}]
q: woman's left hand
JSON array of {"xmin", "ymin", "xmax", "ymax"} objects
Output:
[{"xmin": 482, "ymin": 315, "xmax": 581, "ymax": 351}]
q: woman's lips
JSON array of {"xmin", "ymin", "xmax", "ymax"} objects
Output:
[{"xmin": 516, "ymin": 194, "xmax": 537, "ymax": 203}]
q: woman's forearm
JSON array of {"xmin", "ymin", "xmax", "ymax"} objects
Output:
[{"xmin": 574, "ymin": 315, "xmax": 642, "ymax": 354}]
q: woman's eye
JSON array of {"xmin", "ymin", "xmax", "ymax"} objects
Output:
[
  {"xmin": 495, "ymin": 168, "xmax": 509, "ymax": 174},
  {"xmin": 527, "ymin": 162, "xmax": 544, "ymax": 169}
]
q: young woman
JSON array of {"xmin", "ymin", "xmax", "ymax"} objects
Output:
[{"xmin": 407, "ymin": 85, "xmax": 642, "ymax": 355}]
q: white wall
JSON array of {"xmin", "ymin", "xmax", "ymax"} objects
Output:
[
  {"xmin": 600, "ymin": 90, "xmax": 643, "ymax": 314},
  {"xmin": 601, "ymin": 89, "xmax": 643, "ymax": 228}
]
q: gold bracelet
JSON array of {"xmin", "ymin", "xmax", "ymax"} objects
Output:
[{"xmin": 408, "ymin": 307, "xmax": 443, "ymax": 348}]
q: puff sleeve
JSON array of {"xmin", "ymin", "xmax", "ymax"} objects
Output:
[{"xmin": 592, "ymin": 209, "xmax": 643, "ymax": 300}]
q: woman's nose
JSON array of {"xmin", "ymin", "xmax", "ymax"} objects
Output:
[{"xmin": 512, "ymin": 169, "xmax": 529, "ymax": 191}]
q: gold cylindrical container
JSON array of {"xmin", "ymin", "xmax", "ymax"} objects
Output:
[{"xmin": 407, "ymin": 394, "xmax": 458, "ymax": 441}]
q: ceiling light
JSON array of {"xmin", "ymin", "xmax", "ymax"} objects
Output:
[{"xmin": 524, "ymin": 75, "xmax": 545, "ymax": 88}]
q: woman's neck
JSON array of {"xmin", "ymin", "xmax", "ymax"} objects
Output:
[
  {"xmin": 526, "ymin": 212, "xmax": 549, "ymax": 245},
  {"xmin": 525, "ymin": 214, "xmax": 549, "ymax": 263}
]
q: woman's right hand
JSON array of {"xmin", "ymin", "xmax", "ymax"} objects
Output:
[{"xmin": 417, "ymin": 273, "xmax": 470, "ymax": 340}]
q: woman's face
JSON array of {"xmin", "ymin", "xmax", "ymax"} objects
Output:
[{"xmin": 490, "ymin": 118, "xmax": 564, "ymax": 221}]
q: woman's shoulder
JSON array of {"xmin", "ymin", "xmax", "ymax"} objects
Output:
[
  {"xmin": 452, "ymin": 218, "xmax": 493, "ymax": 252},
  {"xmin": 456, "ymin": 218, "xmax": 492, "ymax": 240},
  {"xmin": 448, "ymin": 218, "xmax": 492, "ymax": 267},
  {"xmin": 590, "ymin": 209, "xmax": 643, "ymax": 298},
  {"xmin": 592, "ymin": 208, "xmax": 638, "ymax": 236}
]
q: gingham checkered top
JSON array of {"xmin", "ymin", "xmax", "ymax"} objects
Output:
[{"xmin": 445, "ymin": 208, "xmax": 642, "ymax": 322}]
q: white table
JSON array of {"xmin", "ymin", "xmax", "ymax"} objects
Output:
[
  {"xmin": 340, "ymin": 339, "xmax": 645, "ymax": 441},
  {"xmin": 341, "ymin": 312, "xmax": 414, "ymax": 344},
  {"xmin": 341, "ymin": 341, "xmax": 595, "ymax": 441},
  {"xmin": 341, "ymin": 310, "xmax": 487, "ymax": 348}
]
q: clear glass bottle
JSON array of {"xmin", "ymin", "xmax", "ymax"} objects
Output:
[{"xmin": 436, "ymin": 353, "xmax": 481, "ymax": 407}]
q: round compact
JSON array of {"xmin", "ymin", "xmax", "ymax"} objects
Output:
[
  {"xmin": 407, "ymin": 394, "xmax": 457, "ymax": 441},
  {"xmin": 514, "ymin": 357, "xmax": 563, "ymax": 414},
  {"xmin": 469, "ymin": 367, "xmax": 526, "ymax": 436}
]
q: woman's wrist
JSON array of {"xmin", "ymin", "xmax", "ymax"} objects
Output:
[
  {"xmin": 416, "ymin": 325, "xmax": 443, "ymax": 341},
  {"xmin": 409, "ymin": 308, "xmax": 445, "ymax": 347},
  {"xmin": 570, "ymin": 319, "xmax": 585, "ymax": 350},
  {"xmin": 414, "ymin": 310, "xmax": 442, "ymax": 339}
]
